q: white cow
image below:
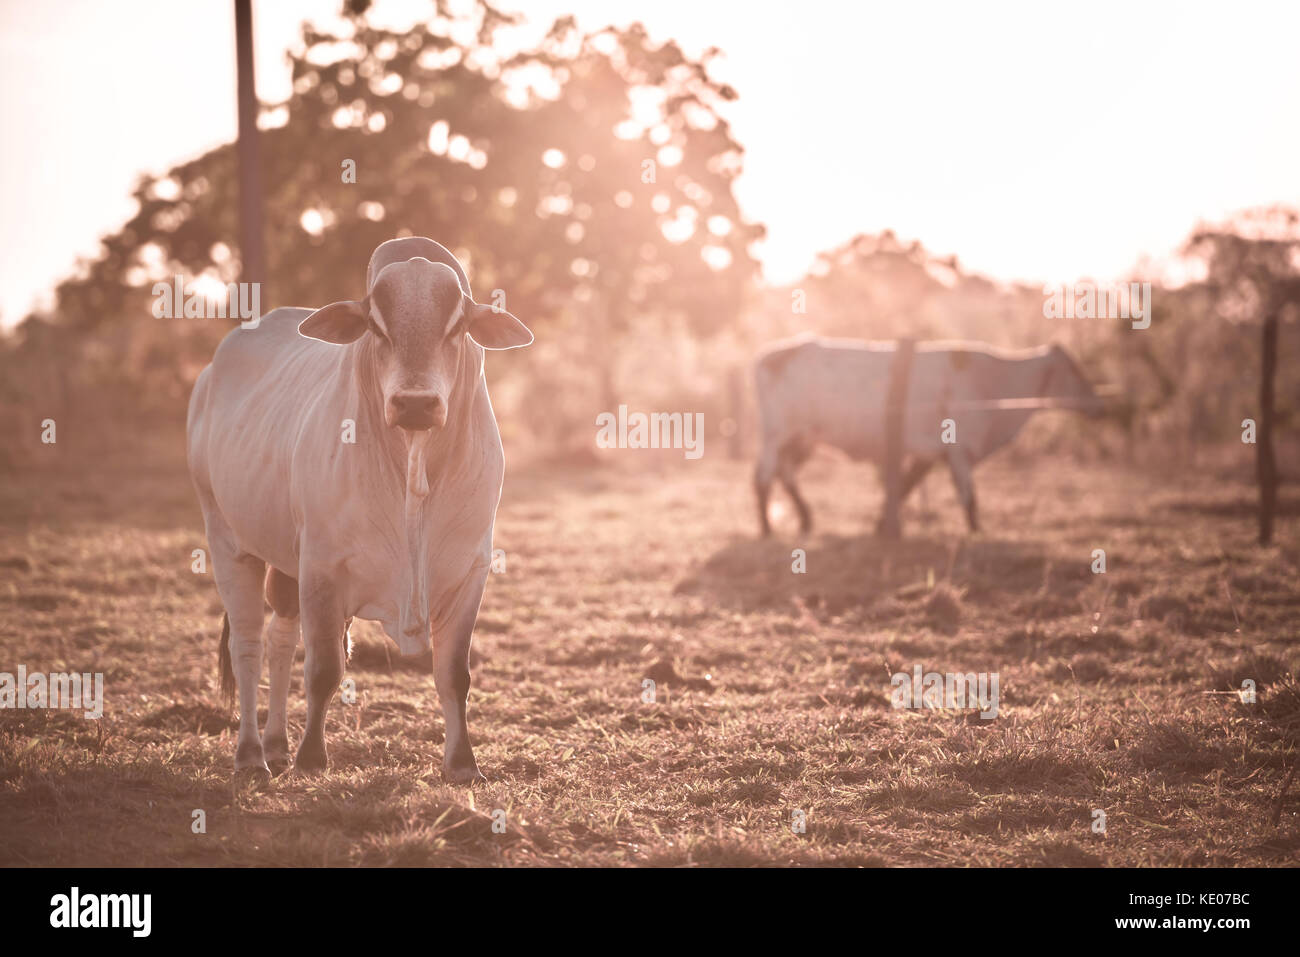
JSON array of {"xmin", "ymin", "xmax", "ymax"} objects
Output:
[
  {"xmin": 187, "ymin": 237, "xmax": 532, "ymax": 784},
  {"xmin": 753, "ymin": 336, "xmax": 1098, "ymax": 536}
]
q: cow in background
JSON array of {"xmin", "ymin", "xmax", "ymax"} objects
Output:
[{"xmin": 752, "ymin": 337, "xmax": 1099, "ymax": 536}]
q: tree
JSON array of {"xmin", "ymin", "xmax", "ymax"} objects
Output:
[
  {"xmin": 38, "ymin": 0, "xmax": 762, "ymax": 367},
  {"xmin": 1186, "ymin": 206, "xmax": 1300, "ymax": 545}
]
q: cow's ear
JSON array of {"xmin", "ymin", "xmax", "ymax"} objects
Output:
[
  {"xmin": 298, "ymin": 300, "xmax": 368, "ymax": 344},
  {"xmin": 466, "ymin": 299, "xmax": 533, "ymax": 350}
]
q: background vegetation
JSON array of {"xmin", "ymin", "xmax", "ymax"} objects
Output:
[{"xmin": 0, "ymin": 0, "xmax": 1295, "ymax": 475}]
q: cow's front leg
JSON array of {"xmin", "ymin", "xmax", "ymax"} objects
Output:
[
  {"xmin": 262, "ymin": 568, "xmax": 301, "ymax": 774},
  {"xmin": 262, "ymin": 612, "xmax": 300, "ymax": 775},
  {"xmin": 295, "ymin": 576, "xmax": 347, "ymax": 773},
  {"xmin": 210, "ymin": 552, "xmax": 269, "ymax": 785},
  {"xmin": 434, "ymin": 567, "xmax": 489, "ymax": 785}
]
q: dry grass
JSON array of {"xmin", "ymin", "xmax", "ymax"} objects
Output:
[{"xmin": 1, "ymin": 438, "xmax": 1297, "ymax": 866}]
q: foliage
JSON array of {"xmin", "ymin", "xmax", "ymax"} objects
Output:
[{"xmin": 39, "ymin": 1, "xmax": 760, "ymax": 343}]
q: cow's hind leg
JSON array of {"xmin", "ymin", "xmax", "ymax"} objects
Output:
[
  {"xmin": 262, "ymin": 567, "xmax": 301, "ymax": 776},
  {"xmin": 777, "ymin": 437, "xmax": 814, "ymax": 535},
  {"xmin": 434, "ymin": 567, "xmax": 489, "ymax": 785},
  {"xmin": 899, "ymin": 456, "xmax": 936, "ymax": 503},
  {"xmin": 294, "ymin": 572, "xmax": 347, "ymax": 773},
  {"xmin": 753, "ymin": 442, "xmax": 778, "ymax": 537},
  {"xmin": 944, "ymin": 447, "xmax": 979, "ymax": 532},
  {"xmin": 875, "ymin": 457, "xmax": 935, "ymax": 536}
]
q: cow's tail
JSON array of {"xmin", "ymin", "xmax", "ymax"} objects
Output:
[{"xmin": 217, "ymin": 612, "xmax": 237, "ymax": 702}]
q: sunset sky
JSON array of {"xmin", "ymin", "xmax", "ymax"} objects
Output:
[{"xmin": 1, "ymin": 0, "xmax": 1297, "ymax": 327}]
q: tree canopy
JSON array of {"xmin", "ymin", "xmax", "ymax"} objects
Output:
[{"xmin": 39, "ymin": 0, "xmax": 763, "ymax": 343}]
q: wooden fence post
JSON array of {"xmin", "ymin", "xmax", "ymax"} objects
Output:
[
  {"xmin": 879, "ymin": 338, "xmax": 915, "ymax": 539},
  {"xmin": 1258, "ymin": 313, "xmax": 1279, "ymax": 545}
]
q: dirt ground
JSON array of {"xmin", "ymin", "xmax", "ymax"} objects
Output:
[{"xmin": 1, "ymin": 437, "xmax": 1297, "ymax": 866}]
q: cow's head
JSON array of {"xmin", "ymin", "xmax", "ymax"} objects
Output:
[{"xmin": 298, "ymin": 256, "xmax": 532, "ymax": 431}]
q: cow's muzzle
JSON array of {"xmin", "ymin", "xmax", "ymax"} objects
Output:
[{"xmin": 390, "ymin": 391, "xmax": 447, "ymax": 431}]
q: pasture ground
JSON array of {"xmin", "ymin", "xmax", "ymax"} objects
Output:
[{"xmin": 1, "ymin": 436, "xmax": 1297, "ymax": 866}]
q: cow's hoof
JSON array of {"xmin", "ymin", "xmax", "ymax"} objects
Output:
[
  {"xmin": 267, "ymin": 757, "xmax": 292, "ymax": 777},
  {"xmin": 294, "ymin": 741, "xmax": 329, "ymax": 774},
  {"xmin": 234, "ymin": 764, "xmax": 272, "ymax": 790},
  {"xmin": 443, "ymin": 762, "xmax": 486, "ymax": 786}
]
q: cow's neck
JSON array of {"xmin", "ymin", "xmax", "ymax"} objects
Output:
[{"xmin": 344, "ymin": 332, "xmax": 488, "ymax": 653}]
